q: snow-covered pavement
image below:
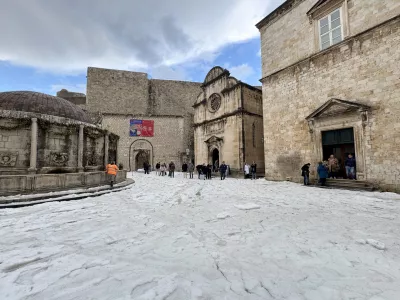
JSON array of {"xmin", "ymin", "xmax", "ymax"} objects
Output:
[{"xmin": 1, "ymin": 173, "xmax": 400, "ymax": 300}]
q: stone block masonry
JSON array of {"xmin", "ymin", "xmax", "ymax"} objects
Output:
[
  {"xmin": 260, "ymin": 16, "xmax": 400, "ymax": 192},
  {"xmin": 86, "ymin": 67, "xmax": 202, "ymax": 171}
]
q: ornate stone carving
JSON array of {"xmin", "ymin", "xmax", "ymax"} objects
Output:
[
  {"xmin": 0, "ymin": 119, "xmax": 30, "ymax": 130},
  {"xmin": 208, "ymin": 93, "xmax": 221, "ymax": 112},
  {"xmin": 0, "ymin": 152, "xmax": 18, "ymax": 167},
  {"xmin": 50, "ymin": 152, "xmax": 69, "ymax": 166}
]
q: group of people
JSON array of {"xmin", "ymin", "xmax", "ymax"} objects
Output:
[
  {"xmin": 155, "ymin": 162, "xmax": 176, "ymax": 177},
  {"xmin": 243, "ymin": 162, "xmax": 257, "ymax": 180},
  {"xmin": 195, "ymin": 162, "xmax": 229, "ymax": 180},
  {"xmin": 301, "ymin": 154, "xmax": 357, "ymax": 186}
]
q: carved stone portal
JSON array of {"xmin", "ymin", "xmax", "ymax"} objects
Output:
[
  {"xmin": 0, "ymin": 151, "xmax": 18, "ymax": 167},
  {"xmin": 50, "ymin": 152, "xmax": 69, "ymax": 166}
]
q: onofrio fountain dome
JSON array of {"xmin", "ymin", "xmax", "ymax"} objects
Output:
[{"xmin": 0, "ymin": 91, "xmax": 125, "ymax": 195}]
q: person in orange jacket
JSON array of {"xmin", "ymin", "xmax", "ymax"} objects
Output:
[{"xmin": 106, "ymin": 161, "xmax": 119, "ymax": 188}]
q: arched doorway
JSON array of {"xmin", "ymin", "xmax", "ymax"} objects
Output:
[
  {"xmin": 212, "ymin": 148, "xmax": 219, "ymax": 172},
  {"xmin": 135, "ymin": 150, "xmax": 150, "ymax": 171},
  {"xmin": 129, "ymin": 139, "xmax": 154, "ymax": 171}
]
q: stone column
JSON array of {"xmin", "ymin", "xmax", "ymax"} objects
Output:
[
  {"xmin": 77, "ymin": 124, "xmax": 84, "ymax": 172},
  {"xmin": 104, "ymin": 132, "xmax": 109, "ymax": 167},
  {"xmin": 28, "ymin": 118, "xmax": 38, "ymax": 174}
]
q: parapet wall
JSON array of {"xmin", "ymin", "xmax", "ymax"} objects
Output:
[{"xmin": 0, "ymin": 170, "xmax": 127, "ymax": 195}]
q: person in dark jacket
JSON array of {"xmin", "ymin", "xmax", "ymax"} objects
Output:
[
  {"xmin": 345, "ymin": 154, "xmax": 356, "ymax": 179},
  {"xmin": 182, "ymin": 162, "xmax": 188, "ymax": 179},
  {"xmin": 219, "ymin": 161, "xmax": 227, "ymax": 180},
  {"xmin": 317, "ymin": 162, "xmax": 328, "ymax": 186},
  {"xmin": 196, "ymin": 164, "xmax": 202, "ymax": 179},
  {"xmin": 201, "ymin": 164, "xmax": 207, "ymax": 180},
  {"xmin": 301, "ymin": 163, "xmax": 311, "ymax": 186},
  {"xmin": 169, "ymin": 161, "xmax": 175, "ymax": 178},
  {"xmin": 188, "ymin": 162, "xmax": 194, "ymax": 179},
  {"xmin": 250, "ymin": 161, "xmax": 257, "ymax": 180},
  {"xmin": 155, "ymin": 162, "xmax": 161, "ymax": 176},
  {"xmin": 206, "ymin": 164, "xmax": 212, "ymax": 179},
  {"xmin": 143, "ymin": 161, "xmax": 149, "ymax": 174}
]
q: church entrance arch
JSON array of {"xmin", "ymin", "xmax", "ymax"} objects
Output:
[
  {"xmin": 211, "ymin": 148, "xmax": 219, "ymax": 171},
  {"xmin": 129, "ymin": 139, "xmax": 154, "ymax": 171}
]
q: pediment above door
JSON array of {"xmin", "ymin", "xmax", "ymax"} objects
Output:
[{"xmin": 306, "ymin": 98, "xmax": 370, "ymax": 120}]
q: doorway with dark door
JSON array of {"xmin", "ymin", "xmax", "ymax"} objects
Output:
[
  {"xmin": 322, "ymin": 128, "xmax": 355, "ymax": 179},
  {"xmin": 135, "ymin": 150, "xmax": 150, "ymax": 171},
  {"xmin": 212, "ymin": 148, "xmax": 219, "ymax": 172}
]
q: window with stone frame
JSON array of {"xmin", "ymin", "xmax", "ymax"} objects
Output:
[{"xmin": 319, "ymin": 8, "xmax": 343, "ymax": 50}]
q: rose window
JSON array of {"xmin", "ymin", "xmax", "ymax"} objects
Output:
[{"xmin": 209, "ymin": 93, "xmax": 221, "ymax": 112}]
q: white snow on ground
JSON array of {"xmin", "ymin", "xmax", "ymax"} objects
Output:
[{"xmin": 0, "ymin": 173, "xmax": 400, "ymax": 300}]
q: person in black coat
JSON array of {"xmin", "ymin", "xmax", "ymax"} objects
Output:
[
  {"xmin": 182, "ymin": 162, "xmax": 188, "ymax": 179},
  {"xmin": 219, "ymin": 161, "xmax": 227, "ymax": 180},
  {"xmin": 196, "ymin": 164, "xmax": 203, "ymax": 179},
  {"xmin": 250, "ymin": 161, "xmax": 257, "ymax": 180},
  {"xmin": 301, "ymin": 163, "xmax": 311, "ymax": 185},
  {"xmin": 206, "ymin": 164, "xmax": 212, "ymax": 179}
]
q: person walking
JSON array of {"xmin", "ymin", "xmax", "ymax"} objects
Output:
[
  {"xmin": 196, "ymin": 164, "xmax": 202, "ymax": 179},
  {"xmin": 188, "ymin": 161, "xmax": 194, "ymax": 179},
  {"xmin": 182, "ymin": 161, "xmax": 188, "ymax": 179},
  {"xmin": 155, "ymin": 162, "xmax": 161, "ymax": 176},
  {"xmin": 328, "ymin": 155, "xmax": 339, "ymax": 179},
  {"xmin": 106, "ymin": 161, "xmax": 119, "ymax": 188},
  {"xmin": 207, "ymin": 164, "xmax": 212, "ymax": 180},
  {"xmin": 301, "ymin": 163, "xmax": 311, "ymax": 186},
  {"xmin": 345, "ymin": 154, "xmax": 356, "ymax": 179},
  {"xmin": 219, "ymin": 161, "xmax": 227, "ymax": 180},
  {"xmin": 169, "ymin": 161, "xmax": 175, "ymax": 178},
  {"xmin": 201, "ymin": 164, "xmax": 207, "ymax": 180},
  {"xmin": 317, "ymin": 161, "xmax": 329, "ymax": 186},
  {"xmin": 225, "ymin": 164, "xmax": 229, "ymax": 178},
  {"xmin": 244, "ymin": 162, "xmax": 250, "ymax": 179},
  {"xmin": 250, "ymin": 161, "xmax": 257, "ymax": 180}
]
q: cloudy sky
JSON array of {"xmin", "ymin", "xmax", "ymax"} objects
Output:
[{"xmin": 0, "ymin": 0, "xmax": 284, "ymax": 95}]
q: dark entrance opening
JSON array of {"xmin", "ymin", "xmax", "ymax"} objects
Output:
[
  {"xmin": 322, "ymin": 128, "xmax": 355, "ymax": 179},
  {"xmin": 135, "ymin": 150, "xmax": 150, "ymax": 171},
  {"xmin": 212, "ymin": 148, "xmax": 219, "ymax": 172}
]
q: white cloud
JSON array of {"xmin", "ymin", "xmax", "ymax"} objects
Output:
[
  {"xmin": 51, "ymin": 84, "xmax": 86, "ymax": 94},
  {"xmin": 257, "ymin": 49, "xmax": 262, "ymax": 57},
  {"xmin": 0, "ymin": 0, "xmax": 282, "ymax": 74},
  {"xmin": 227, "ymin": 63, "xmax": 255, "ymax": 82},
  {"xmin": 150, "ymin": 66, "xmax": 191, "ymax": 81}
]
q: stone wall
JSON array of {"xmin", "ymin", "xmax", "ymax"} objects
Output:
[
  {"xmin": 56, "ymin": 89, "xmax": 86, "ymax": 109},
  {"xmin": 37, "ymin": 124, "xmax": 79, "ymax": 171},
  {"xmin": 0, "ymin": 170, "xmax": 127, "ymax": 195},
  {"xmin": 86, "ymin": 67, "xmax": 149, "ymax": 115},
  {"xmin": 259, "ymin": 0, "xmax": 400, "ymax": 77},
  {"xmin": 86, "ymin": 67, "xmax": 202, "ymax": 171},
  {"xmin": 0, "ymin": 119, "xmax": 31, "ymax": 174},
  {"xmin": 101, "ymin": 115, "xmax": 186, "ymax": 171},
  {"xmin": 261, "ymin": 16, "xmax": 400, "ymax": 191},
  {"xmin": 243, "ymin": 115, "xmax": 265, "ymax": 172}
]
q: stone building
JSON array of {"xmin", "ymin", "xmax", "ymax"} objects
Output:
[
  {"xmin": 193, "ymin": 67, "xmax": 264, "ymax": 176},
  {"xmin": 256, "ymin": 0, "xmax": 400, "ymax": 191},
  {"xmin": 85, "ymin": 67, "xmax": 202, "ymax": 171},
  {"xmin": 0, "ymin": 91, "xmax": 125, "ymax": 194}
]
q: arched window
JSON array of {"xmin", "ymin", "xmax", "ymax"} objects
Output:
[{"xmin": 252, "ymin": 123, "xmax": 256, "ymax": 147}]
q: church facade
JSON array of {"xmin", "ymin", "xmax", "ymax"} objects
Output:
[
  {"xmin": 257, "ymin": 0, "xmax": 400, "ymax": 191},
  {"xmin": 193, "ymin": 67, "xmax": 264, "ymax": 176}
]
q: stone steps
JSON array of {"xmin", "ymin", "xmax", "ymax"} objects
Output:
[{"xmin": 324, "ymin": 179, "xmax": 375, "ymax": 191}]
